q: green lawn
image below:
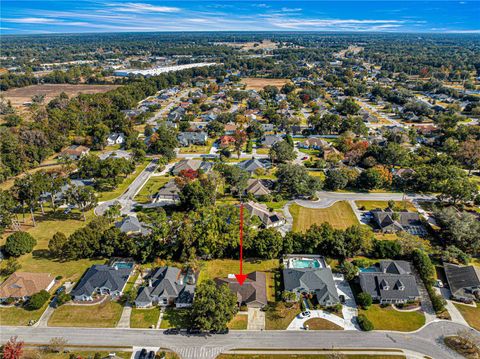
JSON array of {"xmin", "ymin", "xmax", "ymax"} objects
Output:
[
  {"xmin": 48, "ymin": 300, "xmax": 124, "ymax": 327},
  {"xmin": 308, "ymin": 171, "xmax": 326, "ymax": 181},
  {"xmin": 0, "ymin": 301, "xmax": 50, "ymax": 326},
  {"xmin": 178, "ymin": 139, "xmax": 214, "ymax": 154},
  {"xmin": 358, "ymin": 305, "xmax": 425, "ymax": 332},
  {"xmin": 159, "ymin": 308, "xmax": 192, "ymax": 329},
  {"xmin": 453, "ymin": 303, "xmax": 480, "ymax": 331},
  {"xmin": 263, "ymin": 200, "xmax": 288, "ymax": 210},
  {"xmin": 355, "ymin": 200, "xmax": 416, "ymax": 212},
  {"xmin": 98, "ymin": 161, "xmax": 149, "ymax": 201},
  {"xmin": 265, "ymin": 302, "xmax": 300, "ymax": 330},
  {"xmin": 304, "ymin": 318, "xmax": 343, "ymax": 330},
  {"xmin": 198, "ymin": 259, "xmax": 280, "ymax": 302},
  {"xmin": 290, "ymin": 201, "xmax": 358, "ymax": 232},
  {"xmin": 256, "ymin": 148, "xmax": 269, "ymax": 155},
  {"xmin": 134, "ymin": 176, "xmax": 171, "ymax": 204},
  {"xmin": 124, "ymin": 271, "xmax": 140, "ymax": 294},
  {"xmin": 130, "ymin": 307, "xmax": 161, "ymax": 328},
  {"xmin": 228, "ymin": 314, "xmax": 248, "ymax": 330},
  {"xmin": 22, "ymin": 350, "xmax": 131, "ymax": 359},
  {"xmin": 217, "ymin": 355, "xmax": 405, "ymax": 359}
]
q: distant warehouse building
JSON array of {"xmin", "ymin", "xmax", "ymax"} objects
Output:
[{"xmin": 114, "ymin": 62, "xmax": 218, "ymax": 77}]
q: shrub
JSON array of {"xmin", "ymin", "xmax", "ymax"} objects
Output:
[
  {"xmin": 357, "ymin": 314, "xmax": 374, "ymax": 331},
  {"xmin": 56, "ymin": 292, "xmax": 71, "ymax": 307},
  {"xmin": 4, "ymin": 231, "xmax": 37, "ymax": 257},
  {"xmin": 27, "ymin": 290, "xmax": 50, "ymax": 310},
  {"xmin": 357, "ymin": 292, "xmax": 373, "ymax": 309}
]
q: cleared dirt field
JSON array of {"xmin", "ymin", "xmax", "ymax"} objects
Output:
[
  {"xmin": 242, "ymin": 78, "xmax": 289, "ymax": 91},
  {"xmin": 3, "ymin": 84, "xmax": 120, "ymax": 110}
]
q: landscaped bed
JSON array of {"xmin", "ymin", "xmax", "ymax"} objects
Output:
[
  {"xmin": 228, "ymin": 314, "xmax": 248, "ymax": 330},
  {"xmin": 130, "ymin": 307, "xmax": 161, "ymax": 328},
  {"xmin": 358, "ymin": 304, "xmax": 425, "ymax": 332},
  {"xmin": 48, "ymin": 300, "xmax": 124, "ymax": 327},
  {"xmin": 304, "ymin": 318, "xmax": 343, "ymax": 330},
  {"xmin": 290, "ymin": 201, "xmax": 358, "ymax": 232},
  {"xmin": 453, "ymin": 302, "xmax": 480, "ymax": 331}
]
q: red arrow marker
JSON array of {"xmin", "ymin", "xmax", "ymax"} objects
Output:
[{"xmin": 235, "ymin": 202, "xmax": 247, "ymax": 286}]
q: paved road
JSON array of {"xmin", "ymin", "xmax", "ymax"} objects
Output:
[
  {"xmin": 1, "ymin": 321, "xmax": 476, "ymax": 359},
  {"xmin": 147, "ymin": 89, "xmax": 191, "ymax": 126}
]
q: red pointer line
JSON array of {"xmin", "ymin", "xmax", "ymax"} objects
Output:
[{"xmin": 235, "ymin": 202, "xmax": 247, "ymax": 285}]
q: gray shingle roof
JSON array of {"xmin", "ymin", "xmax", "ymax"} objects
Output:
[
  {"xmin": 71, "ymin": 265, "xmax": 132, "ymax": 297},
  {"xmin": 444, "ymin": 263, "xmax": 480, "ymax": 298},
  {"xmin": 359, "ymin": 272, "xmax": 420, "ymax": 301},
  {"xmin": 237, "ymin": 158, "xmax": 270, "ymax": 173}
]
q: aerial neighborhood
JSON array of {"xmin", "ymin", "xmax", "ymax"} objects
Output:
[{"xmin": 0, "ymin": 26, "xmax": 480, "ymax": 359}]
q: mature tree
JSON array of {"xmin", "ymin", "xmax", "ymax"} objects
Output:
[
  {"xmin": 12, "ymin": 173, "xmax": 45, "ymax": 226},
  {"xmin": 357, "ymin": 314, "xmax": 374, "ymax": 331},
  {"xmin": 357, "ymin": 292, "xmax": 373, "ymax": 309},
  {"xmin": 309, "ymin": 113, "xmax": 341, "ymax": 135},
  {"xmin": 336, "ymin": 97, "xmax": 360, "ymax": 116},
  {"xmin": 66, "ymin": 185, "xmax": 98, "ymax": 221},
  {"xmin": 325, "ymin": 170, "xmax": 349, "ymax": 191},
  {"xmin": 356, "ymin": 168, "xmax": 384, "ymax": 191},
  {"xmin": 148, "ymin": 125, "xmax": 178, "ymax": 161},
  {"xmin": 343, "ymin": 225, "xmax": 374, "ymax": 257},
  {"xmin": 45, "ymin": 174, "xmax": 68, "ymax": 212},
  {"xmin": 438, "ymin": 177, "xmax": 477, "ymax": 205},
  {"xmin": 0, "ymin": 189, "xmax": 16, "ymax": 234},
  {"xmin": 252, "ymin": 228, "xmax": 283, "ymax": 259},
  {"xmin": 372, "ymin": 240, "xmax": 402, "ymax": 259},
  {"xmin": 0, "ymin": 257, "xmax": 21, "ymax": 277},
  {"xmin": 276, "ymin": 164, "xmax": 322, "ymax": 198},
  {"xmin": 48, "ymin": 232, "xmax": 67, "ymax": 257},
  {"xmin": 91, "ymin": 123, "xmax": 110, "ymax": 150},
  {"xmin": 412, "ymin": 249, "xmax": 435, "ymax": 285},
  {"xmin": 2, "ymin": 336, "xmax": 24, "ymax": 359},
  {"xmin": 397, "ymin": 231, "xmax": 431, "ymax": 257},
  {"xmin": 216, "ymin": 164, "xmax": 249, "ymax": 196},
  {"xmin": 4, "ymin": 231, "xmax": 37, "ymax": 257},
  {"xmin": 269, "ymin": 140, "xmax": 296, "ymax": 164},
  {"xmin": 179, "ymin": 177, "xmax": 216, "ymax": 210},
  {"xmin": 338, "ymin": 261, "xmax": 358, "ymax": 281},
  {"xmin": 191, "ymin": 280, "xmax": 238, "ymax": 331},
  {"xmin": 233, "ymin": 130, "xmax": 247, "ymax": 159},
  {"xmin": 27, "ymin": 290, "xmax": 50, "ymax": 310}
]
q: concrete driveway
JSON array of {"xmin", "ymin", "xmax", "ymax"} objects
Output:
[
  {"xmin": 438, "ymin": 287, "xmax": 469, "ymax": 326},
  {"xmin": 287, "ymin": 309, "xmax": 349, "ymax": 330},
  {"xmin": 333, "ymin": 273, "xmax": 359, "ymax": 330},
  {"xmin": 247, "ymin": 307, "xmax": 265, "ymax": 330}
]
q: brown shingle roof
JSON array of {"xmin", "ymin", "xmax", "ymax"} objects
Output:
[
  {"xmin": 215, "ymin": 271, "xmax": 267, "ymax": 307},
  {"xmin": 0, "ymin": 272, "xmax": 54, "ymax": 299}
]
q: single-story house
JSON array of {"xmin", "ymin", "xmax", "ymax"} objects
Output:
[
  {"xmin": 282, "ymin": 255, "xmax": 339, "ymax": 306},
  {"xmin": 178, "ymin": 132, "xmax": 208, "ymax": 147},
  {"xmin": 106, "ymin": 133, "xmax": 125, "ymax": 146},
  {"xmin": 261, "ymin": 134, "xmax": 283, "ymax": 148},
  {"xmin": 243, "ymin": 201, "xmax": 285, "ymax": 228},
  {"xmin": 156, "ymin": 180, "xmax": 181, "ymax": 201},
  {"xmin": 359, "ymin": 260, "xmax": 420, "ymax": 304},
  {"xmin": 171, "ymin": 159, "xmax": 213, "ymax": 176},
  {"xmin": 245, "ymin": 179, "xmax": 272, "ymax": 197},
  {"xmin": 59, "ymin": 145, "xmax": 90, "ymax": 160},
  {"xmin": 371, "ymin": 209, "xmax": 426, "ymax": 236},
  {"xmin": 298, "ymin": 137, "xmax": 330, "ymax": 150},
  {"xmin": 237, "ymin": 158, "xmax": 270, "ymax": 173},
  {"xmin": 215, "ymin": 272, "xmax": 267, "ymax": 308},
  {"xmin": 219, "ymin": 135, "xmax": 236, "ymax": 148},
  {"xmin": 0, "ymin": 272, "xmax": 55, "ymax": 303},
  {"xmin": 135, "ymin": 266, "xmax": 196, "ymax": 308},
  {"xmin": 444, "ymin": 263, "xmax": 480, "ymax": 302},
  {"xmin": 115, "ymin": 215, "xmax": 151, "ymax": 236},
  {"xmin": 71, "ymin": 264, "xmax": 132, "ymax": 301}
]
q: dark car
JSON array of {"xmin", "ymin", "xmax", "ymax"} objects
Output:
[
  {"xmin": 139, "ymin": 349, "xmax": 147, "ymax": 359},
  {"xmin": 164, "ymin": 328, "xmax": 180, "ymax": 335},
  {"xmin": 56, "ymin": 286, "xmax": 66, "ymax": 295},
  {"xmin": 187, "ymin": 328, "xmax": 202, "ymax": 335},
  {"xmin": 147, "ymin": 351, "xmax": 155, "ymax": 359},
  {"xmin": 210, "ymin": 328, "xmax": 229, "ymax": 335}
]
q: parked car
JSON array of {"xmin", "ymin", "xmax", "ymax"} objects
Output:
[
  {"xmin": 139, "ymin": 349, "xmax": 147, "ymax": 359},
  {"xmin": 435, "ymin": 279, "xmax": 444, "ymax": 288},
  {"xmin": 210, "ymin": 328, "xmax": 229, "ymax": 334},
  {"xmin": 147, "ymin": 351, "xmax": 155, "ymax": 359},
  {"xmin": 339, "ymin": 295, "xmax": 345, "ymax": 303},
  {"xmin": 301, "ymin": 156, "xmax": 308, "ymax": 160},
  {"xmin": 298, "ymin": 310, "xmax": 311, "ymax": 318},
  {"xmin": 56, "ymin": 286, "xmax": 66, "ymax": 295},
  {"xmin": 187, "ymin": 328, "xmax": 202, "ymax": 335},
  {"xmin": 164, "ymin": 328, "xmax": 180, "ymax": 335}
]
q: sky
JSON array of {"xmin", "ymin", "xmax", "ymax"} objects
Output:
[{"xmin": 1, "ymin": 1, "xmax": 479, "ymax": 35}]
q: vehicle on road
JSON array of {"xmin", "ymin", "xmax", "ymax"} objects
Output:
[
  {"xmin": 187, "ymin": 328, "xmax": 202, "ymax": 335},
  {"xmin": 164, "ymin": 328, "xmax": 180, "ymax": 335},
  {"xmin": 147, "ymin": 351, "xmax": 155, "ymax": 359},
  {"xmin": 210, "ymin": 328, "xmax": 229, "ymax": 334}
]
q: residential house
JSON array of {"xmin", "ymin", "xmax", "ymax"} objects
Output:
[
  {"xmin": 115, "ymin": 216, "xmax": 151, "ymax": 236},
  {"xmin": 106, "ymin": 133, "xmax": 125, "ymax": 146},
  {"xmin": 245, "ymin": 179, "xmax": 272, "ymax": 197},
  {"xmin": 178, "ymin": 132, "xmax": 208, "ymax": 147},
  {"xmin": 156, "ymin": 180, "xmax": 181, "ymax": 201},
  {"xmin": 282, "ymin": 255, "xmax": 339, "ymax": 306},
  {"xmin": 359, "ymin": 260, "xmax": 420, "ymax": 304},
  {"xmin": 261, "ymin": 134, "xmax": 283, "ymax": 148},
  {"xmin": 0, "ymin": 272, "xmax": 55, "ymax": 303},
  {"xmin": 71, "ymin": 264, "xmax": 132, "ymax": 301},
  {"xmin": 168, "ymin": 107, "xmax": 185, "ymax": 121},
  {"xmin": 135, "ymin": 267, "xmax": 196, "ymax": 308},
  {"xmin": 371, "ymin": 208, "xmax": 426, "ymax": 236},
  {"xmin": 215, "ymin": 272, "xmax": 267, "ymax": 308},
  {"xmin": 224, "ymin": 123, "xmax": 238, "ymax": 135},
  {"xmin": 59, "ymin": 145, "xmax": 90, "ymax": 160},
  {"xmin": 237, "ymin": 158, "xmax": 270, "ymax": 173},
  {"xmin": 298, "ymin": 137, "xmax": 330, "ymax": 150},
  {"xmin": 171, "ymin": 159, "xmax": 214, "ymax": 176},
  {"xmin": 322, "ymin": 146, "xmax": 341, "ymax": 161},
  {"xmin": 243, "ymin": 201, "xmax": 285, "ymax": 228},
  {"xmin": 444, "ymin": 263, "xmax": 480, "ymax": 302},
  {"xmin": 219, "ymin": 135, "xmax": 236, "ymax": 148}
]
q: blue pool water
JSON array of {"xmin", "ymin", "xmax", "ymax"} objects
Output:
[
  {"xmin": 359, "ymin": 267, "xmax": 378, "ymax": 273},
  {"xmin": 113, "ymin": 262, "xmax": 134, "ymax": 269},
  {"xmin": 292, "ymin": 259, "xmax": 321, "ymax": 269}
]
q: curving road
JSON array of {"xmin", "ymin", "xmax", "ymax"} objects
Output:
[{"xmin": 1, "ymin": 321, "xmax": 478, "ymax": 359}]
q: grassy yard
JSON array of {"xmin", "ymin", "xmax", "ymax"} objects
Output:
[
  {"xmin": 358, "ymin": 305, "xmax": 425, "ymax": 332},
  {"xmin": 130, "ymin": 307, "xmax": 161, "ymax": 328},
  {"xmin": 304, "ymin": 318, "xmax": 343, "ymax": 330},
  {"xmin": 217, "ymin": 355, "xmax": 405, "ymax": 359},
  {"xmin": 21, "ymin": 350, "xmax": 131, "ymax": 359},
  {"xmin": 453, "ymin": 303, "xmax": 480, "ymax": 331},
  {"xmin": 124, "ymin": 271, "xmax": 140, "ymax": 294},
  {"xmin": 134, "ymin": 176, "xmax": 171, "ymax": 204},
  {"xmin": 48, "ymin": 300, "xmax": 124, "ymax": 327},
  {"xmin": 265, "ymin": 302, "xmax": 300, "ymax": 330},
  {"xmin": 256, "ymin": 147, "xmax": 270, "ymax": 155},
  {"xmin": 355, "ymin": 200, "xmax": 416, "ymax": 212},
  {"xmin": 290, "ymin": 201, "xmax": 358, "ymax": 232},
  {"xmin": 0, "ymin": 301, "xmax": 50, "ymax": 326},
  {"xmin": 308, "ymin": 171, "xmax": 326, "ymax": 181},
  {"xmin": 178, "ymin": 139, "xmax": 214, "ymax": 154},
  {"xmin": 98, "ymin": 160, "xmax": 149, "ymax": 201},
  {"xmin": 263, "ymin": 200, "xmax": 288, "ymax": 210},
  {"xmin": 228, "ymin": 314, "xmax": 248, "ymax": 330},
  {"xmin": 159, "ymin": 308, "xmax": 192, "ymax": 329},
  {"xmin": 198, "ymin": 259, "xmax": 280, "ymax": 302}
]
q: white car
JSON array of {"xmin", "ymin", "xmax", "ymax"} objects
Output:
[
  {"xmin": 299, "ymin": 310, "xmax": 311, "ymax": 318},
  {"xmin": 436, "ymin": 279, "xmax": 444, "ymax": 288}
]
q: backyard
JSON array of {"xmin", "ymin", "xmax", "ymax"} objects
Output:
[
  {"xmin": 130, "ymin": 307, "xmax": 161, "ymax": 328},
  {"xmin": 358, "ymin": 305, "xmax": 425, "ymax": 332},
  {"xmin": 48, "ymin": 300, "xmax": 124, "ymax": 327},
  {"xmin": 289, "ymin": 201, "xmax": 358, "ymax": 232}
]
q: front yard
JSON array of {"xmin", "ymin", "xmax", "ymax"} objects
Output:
[
  {"xmin": 453, "ymin": 302, "xmax": 480, "ymax": 331},
  {"xmin": 0, "ymin": 301, "xmax": 49, "ymax": 326},
  {"xmin": 134, "ymin": 176, "xmax": 171, "ymax": 204},
  {"xmin": 48, "ymin": 300, "xmax": 124, "ymax": 327},
  {"xmin": 228, "ymin": 313, "xmax": 248, "ymax": 330},
  {"xmin": 265, "ymin": 302, "xmax": 300, "ymax": 330},
  {"xmin": 178, "ymin": 139, "xmax": 214, "ymax": 154},
  {"xmin": 159, "ymin": 308, "xmax": 192, "ymax": 329},
  {"xmin": 290, "ymin": 201, "xmax": 358, "ymax": 232},
  {"xmin": 198, "ymin": 259, "xmax": 280, "ymax": 302},
  {"xmin": 130, "ymin": 307, "xmax": 161, "ymax": 328},
  {"xmin": 358, "ymin": 304, "xmax": 425, "ymax": 332},
  {"xmin": 355, "ymin": 200, "xmax": 416, "ymax": 212},
  {"xmin": 304, "ymin": 318, "xmax": 343, "ymax": 330}
]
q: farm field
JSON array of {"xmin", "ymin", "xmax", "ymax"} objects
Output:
[
  {"xmin": 242, "ymin": 78, "xmax": 289, "ymax": 91},
  {"xmin": 290, "ymin": 201, "xmax": 358, "ymax": 232}
]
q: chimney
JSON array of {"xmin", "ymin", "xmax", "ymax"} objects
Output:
[{"xmin": 148, "ymin": 279, "xmax": 153, "ymax": 287}]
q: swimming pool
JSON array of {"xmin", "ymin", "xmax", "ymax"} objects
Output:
[
  {"xmin": 291, "ymin": 259, "xmax": 321, "ymax": 269},
  {"xmin": 359, "ymin": 266, "xmax": 378, "ymax": 273},
  {"xmin": 113, "ymin": 262, "xmax": 134, "ymax": 269}
]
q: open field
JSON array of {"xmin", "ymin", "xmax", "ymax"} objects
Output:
[
  {"xmin": 355, "ymin": 200, "xmax": 416, "ymax": 212},
  {"xmin": 453, "ymin": 303, "xmax": 480, "ymax": 331},
  {"xmin": 48, "ymin": 300, "xmax": 123, "ymax": 327},
  {"xmin": 198, "ymin": 259, "xmax": 279, "ymax": 302},
  {"xmin": 290, "ymin": 201, "xmax": 358, "ymax": 232},
  {"xmin": 358, "ymin": 305, "xmax": 425, "ymax": 332},
  {"xmin": 265, "ymin": 302, "xmax": 300, "ymax": 330},
  {"xmin": 242, "ymin": 78, "xmax": 289, "ymax": 91},
  {"xmin": 130, "ymin": 307, "xmax": 161, "ymax": 328},
  {"xmin": 3, "ymin": 84, "xmax": 120, "ymax": 111},
  {"xmin": 228, "ymin": 314, "xmax": 248, "ymax": 330},
  {"xmin": 304, "ymin": 318, "xmax": 343, "ymax": 330},
  {"xmin": 134, "ymin": 176, "xmax": 171, "ymax": 204}
]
